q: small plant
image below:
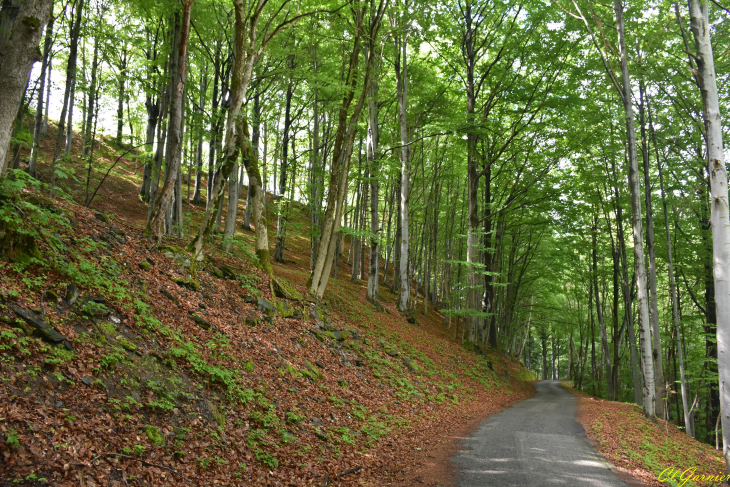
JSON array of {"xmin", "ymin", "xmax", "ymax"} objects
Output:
[{"xmin": 6, "ymin": 429, "xmax": 20, "ymax": 449}]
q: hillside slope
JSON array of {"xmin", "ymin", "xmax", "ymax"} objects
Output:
[{"xmin": 0, "ymin": 135, "xmax": 534, "ymax": 486}]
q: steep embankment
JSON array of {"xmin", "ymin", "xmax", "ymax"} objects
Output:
[
  {"xmin": 0, "ymin": 168, "xmax": 533, "ymax": 486},
  {"xmin": 565, "ymin": 384, "xmax": 725, "ymax": 487}
]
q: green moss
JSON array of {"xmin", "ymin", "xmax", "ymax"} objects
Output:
[
  {"xmin": 117, "ymin": 336, "xmax": 137, "ymax": 352},
  {"xmin": 99, "ymin": 322, "xmax": 117, "ymax": 335},
  {"xmin": 303, "ymin": 360, "xmax": 323, "ymax": 380},
  {"xmin": 171, "ymin": 277, "xmax": 200, "ymax": 291},
  {"xmin": 144, "ymin": 425, "xmax": 165, "ymax": 446},
  {"xmin": 138, "ymin": 261, "xmax": 151, "ymax": 271},
  {"xmin": 210, "ymin": 405, "xmax": 226, "ymax": 427}
]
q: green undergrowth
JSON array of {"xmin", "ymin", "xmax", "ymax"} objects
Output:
[{"xmin": 0, "ymin": 174, "xmax": 534, "ymax": 483}]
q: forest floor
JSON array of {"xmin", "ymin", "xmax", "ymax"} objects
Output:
[
  {"xmin": 0, "ymin": 127, "xmax": 535, "ymax": 486},
  {"xmin": 564, "ymin": 384, "xmax": 725, "ymax": 487}
]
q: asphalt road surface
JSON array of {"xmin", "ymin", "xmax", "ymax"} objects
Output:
[{"xmin": 451, "ymin": 380, "xmax": 629, "ymax": 486}]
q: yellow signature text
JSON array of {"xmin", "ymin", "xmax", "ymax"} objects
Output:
[{"xmin": 660, "ymin": 467, "xmax": 730, "ymax": 486}]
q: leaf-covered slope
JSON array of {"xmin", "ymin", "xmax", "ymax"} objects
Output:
[{"xmin": 0, "ymin": 185, "xmax": 533, "ymax": 486}]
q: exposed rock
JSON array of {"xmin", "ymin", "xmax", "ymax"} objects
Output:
[
  {"xmin": 198, "ymin": 302, "xmax": 207, "ymax": 309},
  {"xmin": 162, "ymin": 289, "xmax": 180, "ymax": 306},
  {"xmin": 64, "ymin": 284, "xmax": 79, "ymax": 305},
  {"xmin": 94, "ymin": 212, "xmax": 110, "ymax": 223},
  {"xmin": 0, "ymin": 216, "xmax": 41, "ymax": 263},
  {"xmin": 159, "ymin": 245, "xmax": 201, "ymax": 268},
  {"xmin": 210, "ymin": 266, "xmax": 224, "ymax": 279},
  {"xmin": 402, "ymin": 358, "xmax": 417, "ymax": 373},
  {"xmin": 314, "ymin": 427, "xmax": 328, "ymax": 441},
  {"xmin": 384, "ymin": 347, "xmax": 399, "ymax": 358},
  {"xmin": 12, "ymin": 306, "xmax": 65, "ymax": 344},
  {"xmin": 333, "ymin": 330, "xmax": 350, "ymax": 342},
  {"xmin": 219, "ymin": 264, "xmax": 237, "ymax": 280},
  {"xmin": 244, "ymin": 312, "xmax": 259, "ymax": 327},
  {"xmin": 172, "ymin": 277, "xmax": 199, "ymax": 291},
  {"xmin": 257, "ymin": 297, "xmax": 275, "ymax": 315},
  {"xmin": 190, "ymin": 313, "xmax": 211, "ymax": 331},
  {"xmin": 44, "ymin": 289, "xmax": 59, "ymax": 304},
  {"xmin": 302, "ymin": 360, "xmax": 323, "ymax": 381},
  {"xmin": 117, "ymin": 336, "xmax": 137, "ymax": 351},
  {"xmin": 81, "ymin": 376, "xmax": 92, "ymax": 386},
  {"xmin": 243, "ymin": 295, "xmax": 256, "ymax": 304}
]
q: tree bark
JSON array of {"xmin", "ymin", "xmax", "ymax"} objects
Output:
[
  {"xmin": 688, "ymin": 0, "xmax": 730, "ymax": 466},
  {"xmin": 146, "ymin": 1, "xmax": 194, "ymax": 240},
  {"xmin": 394, "ymin": 29, "xmax": 410, "ymax": 313},
  {"xmin": 50, "ymin": 0, "xmax": 84, "ymax": 193},
  {"xmin": 614, "ymin": 0, "xmax": 655, "ymax": 417},
  {"xmin": 28, "ymin": 8, "xmax": 54, "ymax": 178},
  {"xmin": 0, "ymin": 0, "xmax": 53, "ymax": 176}
]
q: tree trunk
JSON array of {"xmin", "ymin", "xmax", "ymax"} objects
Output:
[
  {"xmin": 688, "ymin": 0, "xmax": 730, "ymax": 465},
  {"xmin": 274, "ymin": 55, "xmax": 295, "ymax": 262},
  {"xmin": 188, "ymin": 0, "xmax": 268, "ymax": 272},
  {"xmin": 649, "ymin": 97, "xmax": 693, "ymax": 436},
  {"xmin": 394, "ymin": 32, "xmax": 410, "ymax": 313},
  {"xmin": 0, "ymin": 0, "xmax": 53, "ymax": 176},
  {"xmin": 28, "ymin": 9, "xmax": 54, "ymax": 178},
  {"xmin": 639, "ymin": 80, "xmax": 665, "ymax": 412},
  {"xmin": 82, "ymin": 33, "xmax": 100, "ymax": 158},
  {"xmin": 309, "ymin": 5, "xmax": 385, "ymax": 299},
  {"xmin": 41, "ymin": 55, "xmax": 51, "ymax": 136},
  {"xmin": 50, "ymin": 0, "xmax": 84, "ymax": 193},
  {"xmin": 614, "ymin": 0, "xmax": 655, "ymax": 417},
  {"xmin": 146, "ymin": 2, "xmax": 194, "ymax": 240}
]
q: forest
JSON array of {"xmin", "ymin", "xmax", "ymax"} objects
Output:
[{"xmin": 0, "ymin": 0, "xmax": 728, "ymax": 483}]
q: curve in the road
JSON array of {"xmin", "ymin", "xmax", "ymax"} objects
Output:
[{"xmin": 451, "ymin": 380, "xmax": 630, "ymax": 487}]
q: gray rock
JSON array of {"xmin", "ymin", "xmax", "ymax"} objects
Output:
[
  {"xmin": 257, "ymin": 297, "xmax": 275, "ymax": 315},
  {"xmin": 94, "ymin": 212, "xmax": 110, "ymax": 223},
  {"xmin": 162, "ymin": 289, "xmax": 180, "ymax": 306},
  {"xmin": 243, "ymin": 295, "xmax": 256, "ymax": 304},
  {"xmin": 403, "ymin": 358, "xmax": 416, "ymax": 373},
  {"xmin": 65, "ymin": 284, "xmax": 79, "ymax": 305},
  {"xmin": 12, "ymin": 306, "xmax": 65, "ymax": 344},
  {"xmin": 81, "ymin": 376, "xmax": 92, "ymax": 386},
  {"xmin": 190, "ymin": 313, "xmax": 211, "ymax": 330}
]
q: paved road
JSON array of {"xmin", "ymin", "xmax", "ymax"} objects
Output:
[{"xmin": 451, "ymin": 381, "xmax": 629, "ymax": 487}]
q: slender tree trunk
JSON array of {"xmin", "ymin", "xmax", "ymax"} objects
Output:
[
  {"xmin": 648, "ymin": 97, "xmax": 692, "ymax": 436},
  {"xmin": 309, "ymin": 5, "xmax": 385, "ymax": 298},
  {"xmin": 639, "ymin": 80, "xmax": 665, "ymax": 412},
  {"xmin": 41, "ymin": 55, "xmax": 51, "ymax": 136},
  {"xmin": 188, "ymin": 0, "xmax": 268, "ymax": 273},
  {"xmin": 688, "ymin": 0, "xmax": 730, "ymax": 464},
  {"xmin": 146, "ymin": 2, "xmax": 194, "ymax": 240},
  {"xmin": 614, "ymin": 0, "xmax": 655, "ymax": 417},
  {"xmin": 394, "ymin": 31, "xmax": 410, "ymax": 313},
  {"xmin": 28, "ymin": 9, "xmax": 54, "ymax": 178},
  {"xmin": 82, "ymin": 33, "xmax": 100, "ymax": 157},
  {"xmin": 593, "ymin": 218, "xmax": 613, "ymax": 396},
  {"xmin": 49, "ymin": 0, "xmax": 84, "ymax": 192}
]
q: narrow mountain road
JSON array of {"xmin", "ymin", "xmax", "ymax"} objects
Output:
[{"xmin": 451, "ymin": 381, "xmax": 630, "ymax": 487}]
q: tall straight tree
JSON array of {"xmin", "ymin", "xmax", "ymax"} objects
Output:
[
  {"xmin": 687, "ymin": 0, "xmax": 730, "ymax": 470},
  {"xmin": 28, "ymin": 6, "xmax": 55, "ymax": 178},
  {"xmin": 308, "ymin": 0, "xmax": 388, "ymax": 298},
  {"xmin": 393, "ymin": 5, "xmax": 410, "ymax": 313},
  {"xmin": 50, "ymin": 0, "xmax": 85, "ymax": 194},
  {"xmin": 146, "ymin": 0, "xmax": 194, "ymax": 240},
  {"xmin": 570, "ymin": 0, "xmax": 656, "ymax": 418}
]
